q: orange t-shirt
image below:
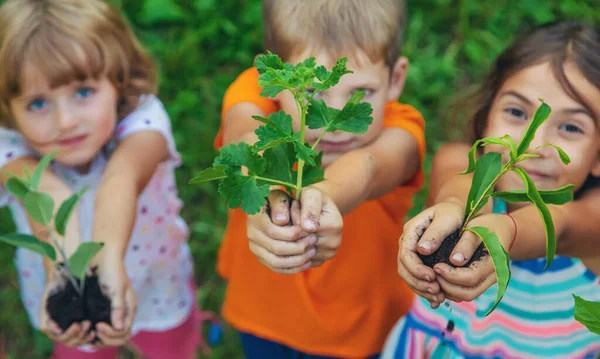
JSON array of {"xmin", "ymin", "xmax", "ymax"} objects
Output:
[{"xmin": 215, "ymin": 68, "xmax": 426, "ymax": 358}]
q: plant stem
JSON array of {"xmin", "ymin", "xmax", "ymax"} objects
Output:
[
  {"xmin": 254, "ymin": 176, "xmax": 298, "ymax": 190},
  {"xmin": 47, "ymin": 230, "xmax": 82, "ymax": 295},
  {"xmin": 311, "ymin": 130, "xmax": 328, "ymax": 151},
  {"xmin": 294, "ymin": 95, "xmax": 307, "ymax": 200},
  {"xmin": 463, "ymin": 161, "xmax": 513, "ymax": 226}
]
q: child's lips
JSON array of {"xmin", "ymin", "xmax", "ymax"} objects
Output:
[
  {"xmin": 59, "ymin": 134, "xmax": 88, "ymax": 147},
  {"xmin": 318, "ymin": 139, "xmax": 355, "ymax": 151},
  {"xmin": 519, "ymin": 167, "xmax": 552, "ymax": 182}
]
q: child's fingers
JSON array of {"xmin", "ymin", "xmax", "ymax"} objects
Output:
[
  {"xmin": 311, "ymin": 248, "xmax": 336, "ymax": 262},
  {"xmin": 247, "ymin": 218, "xmax": 304, "ymax": 242},
  {"xmin": 124, "ymin": 288, "xmax": 136, "ymax": 333},
  {"xmin": 416, "ymin": 213, "xmax": 462, "ymax": 255},
  {"xmin": 397, "ymin": 259, "xmax": 442, "ymax": 300},
  {"xmin": 257, "ymin": 255, "xmax": 312, "ymax": 274},
  {"xmin": 398, "ymin": 240, "xmax": 436, "ymax": 282},
  {"xmin": 437, "ymin": 275, "xmax": 496, "ymax": 303},
  {"xmin": 251, "ymin": 244, "xmax": 315, "ymax": 273},
  {"xmin": 69, "ymin": 321, "xmax": 91, "ymax": 347},
  {"xmin": 268, "ymin": 190, "xmax": 292, "ymax": 225},
  {"xmin": 449, "ymin": 229, "xmax": 482, "ymax": 266},
  {"xmin": 249, "ymin": 231, "xmax": 315, "ymax": 257},
  {"xmin": 434, "ymin": 260, "xmax": 495, "ymax": 288},
  {"xmin": 290, "ymin": 199, "xmax": 301, "ymax": 226},
  {"xmin": 299, "ymin": 187, "xmax": 323, "ymax": 232},
  {"xmin": 95, "ymin": 322, "xmax": 130, "ymax": 346},
  {"xmin": 56, "ymin": 323, "xmax": 83, "ymax": 347}
]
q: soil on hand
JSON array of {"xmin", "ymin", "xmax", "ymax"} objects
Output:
[
  {"xmin": 47, "ymin": 273, "xmax": 112, "ymax": 332},
  {"xmin": 418, "ymin": 227, "xmax": 487, "ymax": 268}
]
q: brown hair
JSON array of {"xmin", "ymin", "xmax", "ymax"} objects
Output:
[
  {"xmin": 0, "ymin": 0, "xmax": 157, "ymax": 127},
  {"xmin": 262, "ymin": 0, "xmax": 405, "ymax": 67},
  {"xmin": 464, "ymin": 21, "xmax": 600, "ymax": 142}
]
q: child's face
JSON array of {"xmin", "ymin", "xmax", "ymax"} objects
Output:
[
  {"xmin": 483, "ymin": 61, "xmax": 600, "ymax": 195},
  {"xmin": 10, "ymin": 62, "xmax": 118, "ymax": 173},
  {"xmin": 277, "ymin": 49, "xmax": 407, "ymax": 167}
]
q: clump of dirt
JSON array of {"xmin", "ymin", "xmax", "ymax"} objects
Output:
[
  {"xmin": 46, "ymin": 268, "xmax": 111, "ymax": 332},
  {"xmin": 418, "ymin": 227, "xmax": 487, "ymax": 268}
]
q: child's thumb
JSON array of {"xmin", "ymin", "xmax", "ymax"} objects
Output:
[{"xmin": 110, "ymin": 293, "xmax": 126, "ymax": 330}]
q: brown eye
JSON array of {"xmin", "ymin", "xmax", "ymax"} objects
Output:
[{"xmin": 505, "ymin": 107, "xmax": 527, "ymax": 120}]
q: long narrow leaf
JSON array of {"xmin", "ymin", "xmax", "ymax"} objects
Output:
[
  {"xmin": 0, "ymin": 233, "xmax": 56, "ymax": 261},
  {"xmin": 492, "ymin": 184, "xmax": 575, "ymax": 205},
  {"xmin": 536, "ymin": 144, "xmax": 571, "ymax": 164},
  {"xmin": 68, "ymin": 242, "xmax": 104, "ymax": 281},
  {"xmin": 31, "ymin": 152, "xmax": 58, "ymax": 190},
  {"xmin": 55, "ymin": 188, "xmax": 88, "ymax": 236},
  {"xmin": 464, "ymin": 226, "xmax": 511, "ymax": 316},
  {"xmin": 460, "ymin": 138, "xmax": 510, "ymax": 175},
  {"xmin": 189, "ymin": 166, "xmax": 228, "ymax": 184},
  {"xmin": 500, "ymin": 135, "xmax": 518, "ymax": 161},
  {"xmin": 516, "ymin": 101, "xmax": 551, "ymax": 155},
  {"xmin": 573, "ymin": 295, "xmax": 600, "ymax": 335},
  {"xmin": 24, "ymin": 191, "xmax": 54, "ymax": 226},
  {"xmin": 464, "ymin": 152, "xmax": 502, "ymax": 220},
  {"xmin": 512, "ymin": 168, "xmax": 556, "ymax": 268}
]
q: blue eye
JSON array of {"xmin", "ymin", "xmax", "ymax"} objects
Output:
[
  {"xmin": 354, "ymin": 88, "xmax": 374, "ymax": 98},
  {"xmin": 304, "ymin": 88, "xmax": 322, "ymax": 100},
  {"xmin": 75, "ymin": 87, "xmax": 94, "ymax": 99},
  {"xmin": 27, "ymin": 98, "xmax": 47, "ymax": 112},
  {"xmin": 505, "ymin": 107, "xmax": 527, "ymax": 120},
  {"xmin": 560, "ymin": 123, "xmax": 583, "ymax": 134}
]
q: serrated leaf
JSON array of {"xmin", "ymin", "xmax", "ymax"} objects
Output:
[
  {"xmin": 255, "ymin": 53, "xmax": 284, "ymax": 74},
  {"xmin": 464, "ymin": 226, "xmax": 510, "ymax": 316},
  {"xmin": 68, "ymin": 242, "xmax": 104, "ymax": 281},
  {"xmin": 492, "ymin": 184, "xmax": 575, "ymax": 205},
  {"xmin": 55, "ymin": 188, "xmax": 87, "ymax": 236},
  {"xmin": 6, "ymin": 177, "xmax": 30, "ymax": 201},
  {"xmin": 253, "ymin": 111, "xmax": 294, "ymax": 150},
  {"xmin": 214, "ymin": 143, "xmax": 265, "ymax": 175},
  {"xmin": 260, "ymin": 85, "xmax": 286, "ymax": 98},
  {"xmin": 311, "ymin": 57, "xmax": 352, "ymax": 92},
  {"xmin": 536, "ymin": 144, "xmax": 571, "ymax": 164},
  {"xmin": 293, "ymin": 140, "xmax": 317, "ymax": 166},
  {"xmin": 189, "ymin": 166, "xmax": 228, "ymax": 184},
  {"xmin": 0, "ymin": 233, "xmax": 56, "ymax": 261},
  {"xmin": 573, "ymin": 295, "xmax": 600, "ymax": 335},
  {"xmin": 24, "ymin": 191, "xmax": 54, "ymax": 226},
  {"xmin": 262, "ymin": 143, "xmax": 295, "ymax": 185},
  {"xmin": 300, "ymin": 57, "xmax": 317, "ymax": 69},
  {"xmin": 512, "ymin": 168, "xmax": 555, "ymax": 269},
  {"xmin": 31, "ymin": 152, "xmax": 57, "ymax": 190},
  {"xmin": 218, "ymin": 174, "xmax": 270, "ymax": 214},
  {"xmin": 306, "ymin": 99, "xmax": 334, "ymax": 129},
  {"xmin": 517, "ymin": 101, "xmax": 551, "ymax": 155},
  {"xmin": 464, "ymin": 152, "xmax": 502, "ymax": 220}
]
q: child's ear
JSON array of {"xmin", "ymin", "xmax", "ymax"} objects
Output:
[{"xmin": 386, "ymin": 56, "xmax": 409, "ymax": 102}]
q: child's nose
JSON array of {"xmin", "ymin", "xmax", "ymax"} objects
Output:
[
  {"xmin": 55, "ymin": 104, "xmax": 79, "ymax": 130},
  {"xmin": 526, "ymin": 125, "xmax": 552, "ymax": 155}
]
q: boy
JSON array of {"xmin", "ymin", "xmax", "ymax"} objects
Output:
[{"xmin": 215, "ymin": 0, "xmax": 426, "ymax": 358}]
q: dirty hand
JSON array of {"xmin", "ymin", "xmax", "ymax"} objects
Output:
[
  {"xmin": 91, "ymin": 250, "xmax": 136, "ymax": 348},
  {"xmin": 397, "ymin": 199, "xmax": 464, "ymax": 308},
  {"xmin": 433, "ymin": 213, "xmax": 515, "ymax": 303},
  {"xmin": 39, "ymin": 267, "xmax": 96, "ymax": 347},
  {"xmin": 247, "ymin": 190, "xmax": 316, "ymax": 274}
]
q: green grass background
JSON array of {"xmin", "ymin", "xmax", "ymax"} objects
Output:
[{"xmin": 0, "ymin": 0, "xmax": 598, "ymax": 357}]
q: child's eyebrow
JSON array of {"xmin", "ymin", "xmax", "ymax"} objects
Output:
[
  {"xmin": 499, "ymin": 90, "xmax": 533, "ymax": 105},
  {"xmin": 560, "ymin": 107, "xmax": 596, "ymax": 121}
]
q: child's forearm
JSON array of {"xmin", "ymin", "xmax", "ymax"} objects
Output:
[
  {"xmin": 92, "ymin": 132, "xmax": 168, "ymax": 258},
  {"xmin": 312, "ymin": 128, "xmax": 420, "ymax": 215},
  {"xmin": 222, "ymin": 103, "xmax": 265, "ymax": 146}
]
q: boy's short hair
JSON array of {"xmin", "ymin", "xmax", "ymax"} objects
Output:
[
  {"xmin": 0, "ymin": 0, "xmax": 157, "ymax": 127},
  {"xmin": 262, "ymin": 0, "xmax": 406, "ymax": 66}
]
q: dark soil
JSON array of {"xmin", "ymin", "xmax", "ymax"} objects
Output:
[
  {"xmin": 46, "ymin": 271, "xmax": 111, "ymax": 333},
  {"xmin": 418, "ymin": 227, "xmax": 487, "ymax": 268}
]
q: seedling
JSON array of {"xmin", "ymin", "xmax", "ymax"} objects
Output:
[
  {"xmin": 0, "ymin": 152, "xmax": 108, "ymax": 331},
  {"xmin": 190, "ymin": 52, "xmax": 373, "ymax": 214},
  {"xmin": 419, "ymin": 101, "xmax": 574, "ymax": 315}
]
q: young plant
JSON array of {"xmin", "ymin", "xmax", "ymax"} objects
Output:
[
  {"xmin": 190, "ymin": 52, "xmax": 373, "ymax": 214},
  {"xmin": 0, "ymin": 153, "xmax": 108, "ymax": 331},
  {"xmin": 419, "ymin": 101, "xmax": 574, "ymax": 315},
  {"xmin": 574, "ymin": 295, "xmax": 600, "ymax": 335}
]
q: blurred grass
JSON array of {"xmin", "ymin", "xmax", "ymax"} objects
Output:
[{"xmin": 1, "ymin": 0, "xmax": 599, "ymax": 358}]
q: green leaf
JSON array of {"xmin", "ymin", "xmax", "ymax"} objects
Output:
[
  {"xmin": 296, "ymin": 152, "xmax": 325, "ymax": 187},
  {"xmin": 311, "ymin": 57, "xmax": 352, "ymax": 91},
  {"xmin": 460, "ymin": 137, "xmax": 509, "ymax": 175},
  {"xmin": 492, "ymin": 184, "xmax": 575, "ymax": 205},
  {"xmin": 464, "ymin": 152, "xmax": 502, "ymax": 220},
  {"xmin": 293, "ymin": 140, "xmax": 317, "ymax": 167},
  {"xmin": 255, "ymin": 52, "xmax": 284, "ymax": 74},
  {"xmin": 260, "ymin": 86, "xmax": 286, "ymax": 98},
  {"xmin": 517, "ymin": 154, "xmax": 541, "ymax": 161},
  {"xmin": 464, "ymin": 226, "xmax": 511, "ymax": 316},
  {"xmin": 306, "ymin": 99, "xmax": 335, "ymax": 130},
  {"xmin": 55, "ymin": 188, "xmax": 87, "ymax": 237},
  {"xmin": 31, "ymin": 152, "xmax": 57, "ymax": 190},
  {"xmin": 512, "ymin": 168, "xmax": 556, "ymax": 269},
  {"xmin": 307, "ymin": 98, "xmax": 373, "ymax": 135},
  {"xmin": 501, "ymin": 135, "xmax": 518, "ymax": 161},
  {"xmin": 536, "ymin": 144, "xmax": 571, "ymax": 164},
  {"xmin": 0, "ymin": 233, "xmax": 56, "ymax": 261},
  {"xmin": 5, "ymin": 177, "xmax": 30, "ymax": 201},
  {"xmin": 189, "ymin": 166, "xmax": 228, "ymax": 184},
  {"xmin": 218, "ymin": 174, "xmax": 270, "ymax": 214},
  {"xmin": 516, "ymin": 101, "xmax": 551, "ymax": 155},
  {"xmin": 24, "ymin": 191, "xmax": 54, "ymax": 226},
  {"xmin": 460, "ymin": 139, "xmax": 485, "ymax": 175},
  {"xmin": 573, "ymin": 295, "xmax": 600, "ymax": 335},
  {"xmin": 68, "ymin": 242, "xmax": 104, "ymax": 281},
  {"xmin": 214, "ymin": 142, "xmax": 265, "ymax": 175},
  {"xmin": 253, "ymin": 111, "xmax": 294, "ymax": 150},
  {"xmin": 262, "ymin": 143, "xmax": 295, "ymax": 187}
]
